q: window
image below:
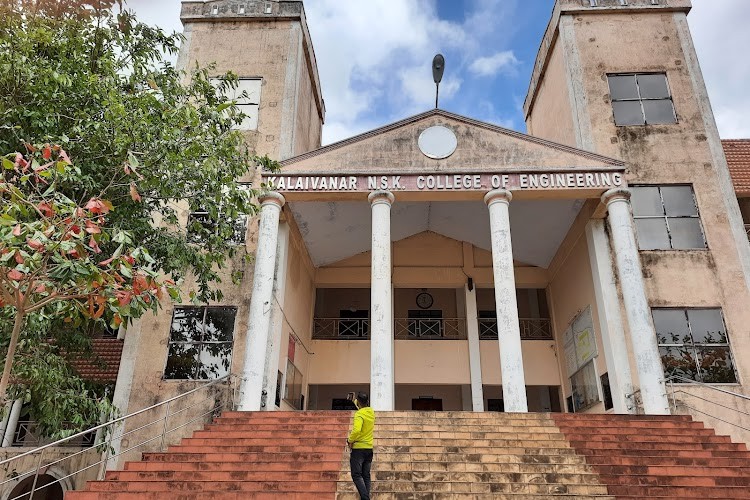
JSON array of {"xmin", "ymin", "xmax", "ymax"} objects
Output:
[
  {"xmin": 187, "ymin": 210, "xmax": 248, "ymax": 245},
  {"xmin": 165, "ymin": 306, "xmax": 236, "ymax": 380},
  {"xmin": 608, "ymin": 73, "xmax": 676, "ymax": 125},
  {"xmin": 284, "ymin": 359, "xmax": 303, "ymax": 410},
  {"xmin": 570, "ymin": 361, "xmax": 600, "ymax": 411},
  {"xmin": 653, "ymin": 308, "xmax": 737, "ymax": 383},
  {"xmin": 631, "ymin": 185, "xmax": 706, "ymax": 250},
  {"xmin": 211, "ymin": 77, "xmax": 261, "ymax": 130},
  {"xmin": 600, "ymin": 373, "xmax": 613, "ymax": 410},
  {"xmin": 275, "ymin": 370, "xmax": 283, "ymax": 407},
  {"xmin": 187, "ymin": 184, "xmax": 251, "ymax": 245}
]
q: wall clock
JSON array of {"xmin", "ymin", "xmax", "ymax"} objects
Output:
[{"xmin": 416, "ymin": 292, "xmax": 434, "ymax": 309}]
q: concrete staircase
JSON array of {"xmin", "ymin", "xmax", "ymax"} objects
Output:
[
  {"xmin": 553, "ymin": 413, "xmax": 750, "ymax": 499},
  {"xmin": 335, "ymin": 411, "xmax": 612, "ymax": 499},
  {"xmin": 66, "ymin": 411, "xmax": 352, "ymax": 499},
  {"xmin": 65, "ymin": 411, "xmax": 750, "ymax": 500}
]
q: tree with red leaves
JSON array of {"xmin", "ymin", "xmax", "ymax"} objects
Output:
[{"xmin": 0, "ymin": 146, "xmax": 177, "ymax": 408}]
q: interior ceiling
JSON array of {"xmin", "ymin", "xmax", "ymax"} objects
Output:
[{"xmin": 289, "ymin": 199, "xmax": 585, "ymax": 269}]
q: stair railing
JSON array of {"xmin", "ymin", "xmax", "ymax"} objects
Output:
[
  {"xmin": 0, "ymin": 374, "xmax": 236, "ymax": 500},
  {"xmin": 666, "ymin": 374, "xmax": 750, "ymax": 432}
]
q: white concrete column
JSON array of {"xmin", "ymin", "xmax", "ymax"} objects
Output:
[
  {"xmin": 262, "ymin": 222, "xmax": 290, "ymax": 410},
  {"xmin": 238, "ymin": 192, "xmax": 286, "ymax": 411},
  {"xmin": 369, "ymin": 190, "xmax": 395, "ymax": 411},
  {"xmin": 484, "ymin": 189, "xmax": 528, "ymax": 413},
  {"xmin": 1, "ymin": 399, "xmax": 22, "ymax": 447},
  {"xmin": 464, "ymin": 284, "xmax": 484, "ymax": 411},
  {"xmin": 602, "ymin": 188, "xmax": 670, "ymax": 415},
  {"xmin": 586, "ymin": 220, "xmax": 635, "ymax": 414}
]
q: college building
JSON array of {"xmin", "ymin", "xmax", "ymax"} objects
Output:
[{"xmin": 4, "ymin": 0, "xmax": 750, "ymax": 496}]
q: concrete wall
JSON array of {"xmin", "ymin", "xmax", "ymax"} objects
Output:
[
  {"xmin": 0, "ymin": 447, "xmax": 100, "ymax": 498},
  {"xmin": 178, "ymin": 1, "xmax": 323, "ymax": 160},
  {"xmin": 525, "ymin": 35, "xmax": 577, "ymax": 146}
]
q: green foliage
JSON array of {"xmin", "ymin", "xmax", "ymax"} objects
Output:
[
  {"xmin": 0, "ymin": 2, "xmax": 280, "ymax": 436},
  {"xmin": 0, "ymin": 4, "xmax": 279, "ymax": 304},
  {"xmin": 3, "ymin": 314, "xmax": 116, "ymax": 439},
  {"xmin": 0, "ymin": 147, "xmax": 173, "ymax": 433}
]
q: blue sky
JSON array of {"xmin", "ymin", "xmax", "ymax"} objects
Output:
[{"xmin": 129, "ymin": 0, "xmax": 750, "ymax": 145}]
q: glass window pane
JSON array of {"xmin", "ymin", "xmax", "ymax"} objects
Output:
[
  {"xmin": 635, "ymin": 218, "xmax": 670, "ymax": 250},
  {"xmin": 653, "ymin": 309, "xmax": 691, "ymax": 344},
  {"xmin": 697, "ymin": 347, "xmax": 737, "ymax": 383},
  {"xmin": 169, "ymin": 307, "xmax": 203, "ymax": 342},
  {"xmin": 613, "ymin": 101, "xmax": 645, "ymax": 126},
  {"xmin": 234, "ymin": 79, "xmax": 262, "ymax": 104},
  {"xmin": 668, "ymin": 218, "xmax": 706, "ymax": 249},
  {"xmin": 236, "ymin": 103, "xmax": 259, "ymax": 130},
  {"xmin": 687, "ymin": 309, "xmax": 727, "ymax": 343},
  {"xmin": 571, "ymin": 361, "xmax": 600, "ymax": 411},
  {"xmin": 203, "ymin": 307, "xmax": 236, "ymax": 342},
  {"xmin": 608, "ymin": 75, "xmax": 639, "ymax": 100},
  {"xmin": 631, "ymin": 187, "xmax": 664, "ymax": 217},
  {"xmin": 230, "ymin": 215, "xmax": 248, "ymax": 244},
  {"xmin": 643, "ymin": 99, "xmax": 676, "ymax": 124},
  {"xmin": 659, "ymin": 346, "xmax": 699, "ymax": 381},
  {"xmin": 165, "ymin": 343, "xmax": 199, "ymax": 379},
  {"xmin": 661, "ymin": 186, "xmax": 697, "ymax": 216},
  {"xmin": 637, "ymin": 74, "xmax": 670, "ymax": 99},
  {"xmin": 195, "ymin": 343, "xmax": 232, "ymax": 379}
]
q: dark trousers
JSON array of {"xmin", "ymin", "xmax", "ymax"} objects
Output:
[{"xmin": 350, "ymin": 448, "xmax": 373, "ymax": 500}]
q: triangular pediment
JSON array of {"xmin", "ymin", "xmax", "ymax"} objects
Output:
[{"xmin": 282, "ymin": 109, "xmax": 623, "ymax": 174}]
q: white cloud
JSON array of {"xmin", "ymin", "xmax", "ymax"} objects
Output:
[
  {"xmin": 689, "ymin": 0, "xmax": 750, "ymax": 139},
  {"xmin": 124, "ymin": 2, "xmax": 750, "ymax": 143},
  {"xmin": 304, "ymin": 0, "xmax": 470, "ymax": 144},
  {"xmin": 468, "ymin": 51, "xmax": 519, "ymax": 77}
]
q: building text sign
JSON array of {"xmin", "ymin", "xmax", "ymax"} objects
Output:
[{"xmin": 264, "ymin": 171, "xmax": 624, "ymax": 193}]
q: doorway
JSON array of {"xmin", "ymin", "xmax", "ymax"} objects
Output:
[{"xmin": 412, "ymin": 398, "xmax": 443, "ymax": 411}]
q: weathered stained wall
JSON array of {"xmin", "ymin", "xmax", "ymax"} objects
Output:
[
  {"xmin": 525, "ymin": 36, "xmax": 577, "ymax": 146},
  {"xmin": 178, "ymin": 0, "xmax": 323, "ymax": 160}
]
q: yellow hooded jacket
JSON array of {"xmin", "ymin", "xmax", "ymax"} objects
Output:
[{"xmin": 348, "ymin": 406, "xmax": 375, "ymax": 449}]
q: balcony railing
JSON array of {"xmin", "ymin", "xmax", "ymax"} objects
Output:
[
  {"xmin": 11, "ymin": 421, "xmax": 97, "ymax": 448},
  {"xmin": 479, "ymin": 318, "xmax": 553, "ymax": 340},
  {"xmin": 745, "ymin": 224, "xmax": 750, "ymax": 239},
  {"xmin": 394, "ymin": 318, "xmax": 466, "ymax": 340},
  {"xmin": 312, "ymin": 317, "xmax": 553, "ymax": 340}
]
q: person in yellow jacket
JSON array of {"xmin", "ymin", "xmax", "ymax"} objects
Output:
[{"xmin": 347, "ymin": 391, "xmax": 375, "ymax": 500}]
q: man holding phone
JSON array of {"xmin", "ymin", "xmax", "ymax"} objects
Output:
[{"xmin": 346, "ymin": 391, "xmax": 375, "ymax": 500}]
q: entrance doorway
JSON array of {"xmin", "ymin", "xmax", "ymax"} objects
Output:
[{"xmin": 412, "ymin": 398, "xmax": 443, "ymax": 411}]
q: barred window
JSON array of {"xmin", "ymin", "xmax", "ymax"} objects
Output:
[
  {"xmin": 165, "ymin": 306, "xmax": 236, "ymax": 380},
  {"xmin": 631, "ymin": 185, "xmax": 706, "ymax": 250},
  {"xmin": 608, "ymin": 73, "xmax": 676, "ymax": 126},
  {"xmin": 187, "ymin": 184, "xmax": 251, "ymax": 245},
  {"xmin": 653, "ymin": 308, "xmax": 737, "ymax": 384}
]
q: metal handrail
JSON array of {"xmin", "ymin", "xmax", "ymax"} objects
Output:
[
  {"xmin": 666, "ymin": 374, "xmax": 750, "ymax": 433},
  {"xmin": 0, "ymin": 374, "xmax": 235, "ymax": 500}
]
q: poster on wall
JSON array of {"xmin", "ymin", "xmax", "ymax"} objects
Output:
[{"xmin": 563, "ymin": 305, "xmax": 598, "ymax": 374}]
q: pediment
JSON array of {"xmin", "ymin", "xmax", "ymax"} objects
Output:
[{"xmin": 281, "ymin": 109, "xmax": 623, "ymax": 175}]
